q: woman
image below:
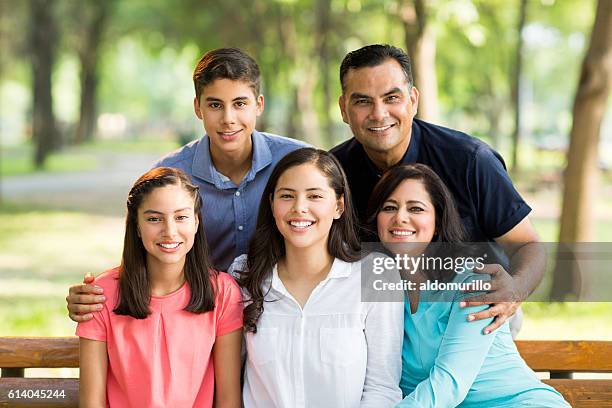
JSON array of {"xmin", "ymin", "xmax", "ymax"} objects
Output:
[
  {"xmin": 235, "ymin": 147, "xmax": 403, "ymax": 407},
  {"xmin": 367, "ymin": 163, "xmax": 569, "ymax": 408},
  {"xmin": 77, "ymin": 167, "xmax": 242, "ymax": 407}
]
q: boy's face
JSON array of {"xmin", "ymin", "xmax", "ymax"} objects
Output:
[{"xmin": 194, "ymin": 78, "xmax": 264, "ymax": 158}]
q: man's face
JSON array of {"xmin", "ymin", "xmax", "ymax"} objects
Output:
[
  {"xmin": 194, "ymin": 78, "xmax": 263, "ymax": 158},
  {"xmin": 338, "ymin": 59, "xmax": 419, "ymax": 160}
]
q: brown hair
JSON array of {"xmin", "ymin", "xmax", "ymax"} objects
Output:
[
  {"xmin": 193, "ymin": 47, "xmax": 261, "ymax": 103},
  {"xmin": 238, "ymin": 148, "xmax": 360, "ymax": 332},
  {"xmin": 114, "ymin": 167, "xmax": 216, "ymax": 319}
]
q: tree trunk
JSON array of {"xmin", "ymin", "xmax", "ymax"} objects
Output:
[
  {"xmin": 75, "ymin": 2, "xmax": 110, "ymax": 144},
  {"xmin": 400, "ymin": 0, "xmax": 439, "ymax": 123},
  {"xmin": 550, "ymin": 0, "xmax": 612, "ymax": 300},
  {"xmin": 315, "ymin": 0, "xmax": 333, "ymax": 147},
  {"xmin": 510, "ymin": 0, "xmax": 528, "ymax": 174},
  {"xmin": 29, "ymin": 0, "xmax": 59, "ymax": 168}
]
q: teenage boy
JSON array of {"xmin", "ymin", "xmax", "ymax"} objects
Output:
[
  {"xmin": 330, "ymin": 44, "xmax": 544, "ymax": 335},
  {"xmin": 67, "ymin": 48, "xmax": 306, "ymax": 322}
]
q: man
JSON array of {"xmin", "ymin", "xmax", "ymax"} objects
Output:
[{"xmin": 330, "ymin": 44, "xmax": 544, "ymax": 334}]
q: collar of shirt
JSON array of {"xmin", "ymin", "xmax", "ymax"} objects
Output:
[
  {"xmin": 191, "ymin": 129, "xmax": 273, "ymax": 189},
  {"xmin": 268, "ymin": 258, "xmax": 352, "ymax": 299}
]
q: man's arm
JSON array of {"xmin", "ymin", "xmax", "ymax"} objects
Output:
[
  {"xmin": 461, "ymin": 216, "xmax": 546, "ymax": 334},
  {"xmin": 66, "ymin": 273, "xmax": 106, "ymax": 322}
]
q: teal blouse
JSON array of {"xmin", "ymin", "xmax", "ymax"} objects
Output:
[{"xmin": 397, "ymin": 273, "xmax": 570, "ymax": 408}]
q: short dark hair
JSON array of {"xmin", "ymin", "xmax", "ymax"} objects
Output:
[
  {"xmin": 339, "ymin": 44, "xmax": 413, "ymax": 92},
  {"xmin": 114, "ymin": 167, "xmax": 216, "ymax": 319},
  {"xmin": 193, "ymin": 47, "xmax": 261, "ymax": 102},
  {"xmin": 239, "ymin": 148, "xmax": 361, "ymax": 333}
]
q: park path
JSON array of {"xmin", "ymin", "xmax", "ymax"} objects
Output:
[{"xmin": 1, "ymin": 151, "xmax": 162, "ymax": 216}]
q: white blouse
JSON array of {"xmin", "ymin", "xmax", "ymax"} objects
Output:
[{"xmin": 237, "ymin": 257, "xmax": 403, "ymax": 408}]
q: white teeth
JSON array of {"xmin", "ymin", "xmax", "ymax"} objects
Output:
[
  {"xmin": 391, "ymin": 230, "xmax": 415, "ymax": 236},
  {"xmin": 290, "ymin": 221, "xmax": 314, "ymax": 228},
  {"xmin": 220, "ymin": 130, "xmax": 240, "ymax": 135},
  {"xmin": 159, "ymin": 243, "xmax": 180, "ymax": 249},
  {"xmin": 369, "ymin": 125, "xmax": 392, "ymax": 132}
]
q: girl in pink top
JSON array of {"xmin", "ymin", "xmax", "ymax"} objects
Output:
[{"xmin": 76, "ymin": 167, "xmax": 243, "ymax": 408}]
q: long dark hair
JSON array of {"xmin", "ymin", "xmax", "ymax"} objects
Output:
[
  {"xmin": 239, "ymin": 148, "xmax": 360, "ymax": 332},
  {"xmin": 366, "ymin": 163, "xmax": 467, "ymax": 282},
  {"xmin": 114, "ymin": 167, "xmax": 216, "ymax": 319}
]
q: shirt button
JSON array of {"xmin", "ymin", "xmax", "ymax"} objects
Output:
[
  {"xmin": 235, "ymin": 191, "xmax": 241, "ymax": 196},
  {"xmin": 238, "ymin": 225, "xmax": 244, "ymax": 231}
]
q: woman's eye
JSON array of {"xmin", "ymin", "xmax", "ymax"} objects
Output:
[
  {"xmin": 279, "ymin": 194, "xmax": 293, "ymax": 199},
  {"xmin": 309, "ymin": 194, "xmax": 323, "ymax": 199},
  {"xmin": 147, "ymin": 217, "xmax": 161, "ymax": 222},
  {"xmin": 176, "ymin": 215, "xmax": 188, "ymax": 221},
  {"xmin": 409, "ymin": 207, "xmax": 424, "ymax": 213},
  {"xmin": 381, "ymin": 205, "xmax": 397, "ymax": 212}
]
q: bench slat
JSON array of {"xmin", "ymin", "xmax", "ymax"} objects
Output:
[
  {"xmin": 0, "ymin": 338, "xmax": 78, "ymax": 369},
  {"xmin": 544, "ymin": 379, "xmax": 612, "ymax": 407},
  {"xmin": 517, "ymin": 340, "xmax": 612, "ymax": 372},
  {"xmin": 0, "ymin": 378, "xmax": 78, "ymax": 408}
]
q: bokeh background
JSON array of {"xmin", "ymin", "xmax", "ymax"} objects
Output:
[{"xmin": 1, "ymin": 0, "xmax": 611, "ymax": 349}]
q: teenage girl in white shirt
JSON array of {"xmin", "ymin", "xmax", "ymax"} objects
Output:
[{"xmin": 234, "ymin": 147, "xmax": 403, "ymax": 408}]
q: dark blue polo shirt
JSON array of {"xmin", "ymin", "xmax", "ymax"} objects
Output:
[{"xmin": 330, "ymin": 118, "xmax": 531, "ymax": 243}]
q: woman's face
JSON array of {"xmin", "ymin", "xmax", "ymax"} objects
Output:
[
  {"xmin": 271, "ymin": 163, "xmax": 343, "ymax": 252},
  {"xmin": 137, "ymin": 184, "xmax": 198, "ymax": 272},
  {"xmin": 376, "ymin": 179, "xmax": 436, "ymax": 249}
]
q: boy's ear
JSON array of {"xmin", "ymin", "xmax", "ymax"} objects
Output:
[
  {"xmin": 334, "ymin": 195, "xmax": 345, "ymax": 219},
  {"xmin": 256, "ymin": 94, "xmax": 264, "ymax": 116},
  {"xmin": 194, "ymin": 96, "xmax": 203, "ymax": 120}
]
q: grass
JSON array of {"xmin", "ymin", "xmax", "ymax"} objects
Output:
[
  {"xmin": 0, "ymin": 145, "xmax": 98, "ymax": 176},
  {"xmin": 532, "ymin": 218, "xmax": 612, "ymax": 242},
  {"xmin": 0, "ymin": 202, "xmax": 124, "ymax": 336},
  {"xmin": 519, "ymin": 302, "xmax": 612, "ymax": 340}
]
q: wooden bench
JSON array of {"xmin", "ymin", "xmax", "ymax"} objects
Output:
[
  {"xmin": 0, "ymin": 338, "xmax": 78, "ymax": 408},
  {"xmin": 516, "ymin": 340, "xmax": 612, "ymax": 407},
  {"xmin": 1, "ymin": 338, "xmax": 611, "ymax": 407}
]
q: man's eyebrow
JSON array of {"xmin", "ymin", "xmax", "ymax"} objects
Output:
[
  {"xmin": 383, "ymin": 87, "xmax": 403, "ymax": 97},
  {"xmin": 349, "ymin": 92, "xmax": 372, "ymax": 100}
]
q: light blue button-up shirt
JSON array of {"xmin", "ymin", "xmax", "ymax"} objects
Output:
[{"xmin": 154, "ymin": 130, "xmax": 308, "ymax": 271}]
